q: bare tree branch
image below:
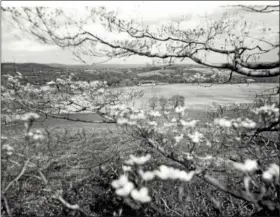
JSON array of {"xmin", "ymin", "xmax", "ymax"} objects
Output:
[
  {"xmin": 235, "ymin": 5, "xmax": 280, "ymax": 13},
  {"xmin": 2, "ymin": 6, "xmax": 279, "ymax": 77}
]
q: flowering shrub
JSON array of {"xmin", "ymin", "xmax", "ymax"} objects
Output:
[
  {"xmin": 1, "ymin": 73, "xmax": 279, "ymax": 216},
  {"xmin": 1, "ymin": 74, "xmax": 143, "ymax": 126},
  {"xmin": 108, "ymin": 97, "xmax": 279, "ymax": 215}
]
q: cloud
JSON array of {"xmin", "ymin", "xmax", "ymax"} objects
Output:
[
  {"xmin": 1, "ymin": 1, "xmax": 278, "ymax": 64},
  {"xmin": 2, "ymin": 38, "xmax": 59, "ymax": 52}
]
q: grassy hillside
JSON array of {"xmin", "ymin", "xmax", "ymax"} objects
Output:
[{"xmin": 1, "ymin": 62, "xmax": 279, "ymax": 86}]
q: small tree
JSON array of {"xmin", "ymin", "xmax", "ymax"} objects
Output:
[
  {"xmin": 148, "ymin": 95, "xmax": 158, "ymax": 110},
  {"xmin": 158, "ymin": 96, "xmax": 168, "ymax": 111},
  {"xmin": 169, "ymin": 95, "xmax": 185, "ymax": 109}
]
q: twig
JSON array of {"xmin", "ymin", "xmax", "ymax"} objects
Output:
[
  {"xmin": 54, "ymin": 194, "xmax": 92, "ymax": 216},
  {"xmin": 3, "ymin": 158, "xmax": 30, "ymax": 194},
  {"xmin": 160, "ymin": 197, "xmax": 183, "ymax": 216},
  {"xmin": 2, "ymin": 195, "xmax": 12, "ymax": 217},
  {"xmin": 222, "ymin": 70, "xmax": 233, "ymax": 84}
]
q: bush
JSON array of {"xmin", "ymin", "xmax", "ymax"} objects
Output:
[{"xmin": 169, "ymin": 95, "xmax": 185, "ymax": 108}]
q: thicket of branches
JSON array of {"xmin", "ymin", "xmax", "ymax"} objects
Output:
[
  {"xmin": 1, "ymin": 3, "xmax": 279, "ymax": 217},
  {"xmin": 2, "ymin": 4, "xmax": 279, "ymax": 77}
]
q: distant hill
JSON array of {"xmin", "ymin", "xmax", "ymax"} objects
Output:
[
  {"xmin": 1, "ymin": 62, "xmax": 56, "ymax": 74},
  {"xmin": 47, "ymin": 63, "xmax": 89, "ymax": 69},
  {"xmin": 1, "ymin": 62, "xmax": 204, "ymax": 71},
  {"xmin": 88, "ymin": 63, "xmax": 145, "ymax": 69},
  {"xmin": 1, "ymin": 62, "xmax": 148, "ymax": 71},
  {"xmin": 1, "ymin": 62, "xmax": 278, "ymax": 84},
  {"xmin": 137, "ymin": 70, "xmax": 165, "ymax": 77}
]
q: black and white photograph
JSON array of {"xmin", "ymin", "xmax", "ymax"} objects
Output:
[{"xmin": 1, "ymin": 1, "xmax": 279, "ymax": 216}]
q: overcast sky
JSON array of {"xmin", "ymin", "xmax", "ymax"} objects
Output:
[{"xmin": 1, "ymin": 1, "xmax": 279, "ymax": 65}]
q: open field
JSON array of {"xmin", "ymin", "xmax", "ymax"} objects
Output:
[
  {"xmin": 12, "ymin": 83, "xmax": 274, "ymax": 129},
  {"xmin": 122, "ymin": 83, "xmax": 279, "ymax": 109}
]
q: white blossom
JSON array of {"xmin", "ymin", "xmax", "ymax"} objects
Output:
[
  {"xmin": 131, "ymin": 187, "xmax": 151, "ymax": 203},
  {"xmin": 262, "ymin": 171, "xmax": 273, "ymax": 181},
  {"xmin": 7, "ymin": 76, "xmax": 18, "ymax": 84},
  {"xmin": 139, "ymin": 170, "xmax": 156, "ymax": 181},
  {"xmin": 201, "ymin": 137, "xmax": 210, "ymax": 146},
  {"xmin": 180, "ymin": 119, "xmax": 198, "ymax": 128},
  {"xmin": 115, "ymin": 182, "xmax": 134, "ymax": 196},
  {"xmin": 175, "ymin": 170, "xmax": 195, "ymax": 182},
  {"xmin": 1, "ymin": 136, "xmax": 8, "ymax": 140},
  {"xmin": 122, "ymin": 165, "xmax": 132, "ymax": 172},
  {"xmin": 47, "ymin": 81, "xmax": 56, "ymax": 85},
  {"xmin": 240, "ymin": 118, "xmax": 256, "ymax": 129},
  {"xmin": 155, "ymin": 165, "xmax": 195, "ymax": 181},
  {"xmin": 127, "ymin": 121, "xmax": 137, "ymax": 126},
  {"xmin": 2, "ymin": 144, "xmax": 14, "ymax": 156},
  {"xmin": 253, "ymin": 104, "xmax": 279, "ymax": 116},
  {"xmin": 130, "ymin": 112, "xmax": 146, "ymax": 120},
  {"xmin": 125, "ymin": 154, "xmax": 151, "ymax": 165},
  {"xmin": 262, "ymin": 164, "xmax": 279, "ymax": 182},
  {"xmin": 214, "ymin": 118, "xmax": 232, "ymax": 128},
  {"xmin": 117, "ymin": 118, "xmax": 128, "ymax": 125},
  {"xmin": 16, "ymin": 71, "xmax": 22, "ymax": 77},
  {"xmin": 90, "ymin": 80, "xmax": 101, "ymax": 87},
  {"xmin": 231, "ymin": 118, "xmax": 257, "ymax": 129},
  {"xmin": 188, "ymin": 131, "xmax": 203, "ymax": 143},
  {"xmin": 164, "ymin": 123, "xmax": 176, "ymax": 127},
  {"xmin": 40, "ymin": 86, "xmax": 51, "ymax": 92},
  {"xmin": 3, "ymin": 144, "xmax": 14, "ymax": 151},
  {"xmin": 112, "ymin": 175, "xmax": 129, "ymax": 189},
  {"xmin": 56, "ymin": 78, "xmax": 65, "ymax": 84},
  {"xmin": 175, "ymin": 106, "xmax": 187, "ymax": 115},
  {"xmin": 32, "ymin": 130, "xmax": 45, "ymax": 141},
  {"xmin": 148, "ymin": 121, "xmax": 158, "ymax": 126},
  {"xmin": 21, "ymin": 112, "xmax": 40, "ymax": 121},
  {"xmin": 112, "ymin": 175, "xmax": 135, "ymax": 197},
  {"xmin": 149, "ymin": 110, "xmax": 161, "ymax": 117},
  {"xmin": 98, "ymin": 88, "xmax": 105, "ymax": 94},
  {"xmin": 174, "ymin": 134, "xmax": 184, "ymax": 143},
  {"xmin": 194, "ymin": 154, "xmax": 213, "ymax": 160},
  {"xmin": 233, "ymin": 159, "xmax": 258, "ymax": 173}
]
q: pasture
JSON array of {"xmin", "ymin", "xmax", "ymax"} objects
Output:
[{"xmin": 121, "ymin": 83, "xmax": 278, "ymax": 109}]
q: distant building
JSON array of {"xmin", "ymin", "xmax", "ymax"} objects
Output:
[
  {"xmin": 84, "ymin": 69, "xmax": 98, "ymax": 73},
  {"xmin": 138, "ymin": 80, "xmax": 156, "ymax": 86}
]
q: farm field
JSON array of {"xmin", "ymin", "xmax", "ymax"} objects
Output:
[
  {"xmin": 21, "ymin": 83, "xmax": 278, "ymax": 129},
  {"xmin": 120, "ymin": 83, "xmax": 279, "ymax": 109}
]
